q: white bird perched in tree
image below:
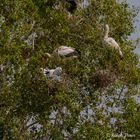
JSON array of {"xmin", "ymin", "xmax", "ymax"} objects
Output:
[
  {"xmin": 41, "ymin": 67, "xmax": 62, "ymax": 81},
  {"xmin": 53, "ymin": 45, "xmax": 81, "ymax": 58},
  {"xmin": 103, "ymin": 24, "xmax": 123, "ymax": 59}
]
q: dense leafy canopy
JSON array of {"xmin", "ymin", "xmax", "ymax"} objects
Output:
[{"xmin": 0, "ymin": 0, "xmax": 140, "ymax": 139}]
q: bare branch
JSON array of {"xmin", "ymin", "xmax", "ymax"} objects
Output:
[{"xmin": 118, "ymin": 84, "xmax": 125, "ymax": 100}]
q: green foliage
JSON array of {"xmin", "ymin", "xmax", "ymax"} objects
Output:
[{"xmin": 0, "ymin": 0, "xmax": 140, "ymax": 139}]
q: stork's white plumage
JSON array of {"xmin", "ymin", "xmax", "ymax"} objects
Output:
[
  {"xmin": 54, "ymin": 45, "xmax": 80, "ymax": 57},
  {"xmin": 103, "ymin": 24, "xmax": 123, "ymax": 59},
  {"xmin": 42, "ymin": 67, "xmax": 62, "ymax": 81}
]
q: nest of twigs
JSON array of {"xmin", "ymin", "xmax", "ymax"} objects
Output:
[
  {"xmin": 46, "ymin": 71, "xmax": 75, "ymax": 95},
  {"xmin": 90, "ymin": 69, "xmax": 117, "ymax": 89},
  {"xmin": 47, "ymin": 81, "xmax": 59, "ymax": 95},
  {"xmin": 60, "ymin": 72, "xmax": 75, "ymax": 90},
  {"xmin": 21, "ymin": 48, "xmax": 32, "ymax": 60}
]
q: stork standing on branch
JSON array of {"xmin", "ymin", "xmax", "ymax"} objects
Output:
[{"xmin": 103, "ymin": 24, "xmax": 123, "ymax": 59}]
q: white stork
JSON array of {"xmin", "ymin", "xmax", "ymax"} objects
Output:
[
  {"xmin": 53, "ymin": 45, "xmax": 81, "ymax": 58},
  {"xmin": 41, "ymin": 67, "xmax": 62, "ymax": 81},
  {"xmin": 103, "ymin": 24, "xmax": 123, "ymax": 59}
]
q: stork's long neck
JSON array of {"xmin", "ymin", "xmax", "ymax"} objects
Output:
[{"xmin": 104, "ymin": 26, "xmax": 109, "ymax": 39}]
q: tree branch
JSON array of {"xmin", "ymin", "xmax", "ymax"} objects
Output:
[{"xmin": 118, "ymin": 84, "xmax": 125, "ymax": 100}]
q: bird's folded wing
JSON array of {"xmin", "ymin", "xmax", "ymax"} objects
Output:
[
  {"xmin": 58, "ymin": 48, "xmax": 75, "ymax": 56},
  {"xmin": 107, "ymin": 38, "xmax": 119, "ymax": 48}
]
